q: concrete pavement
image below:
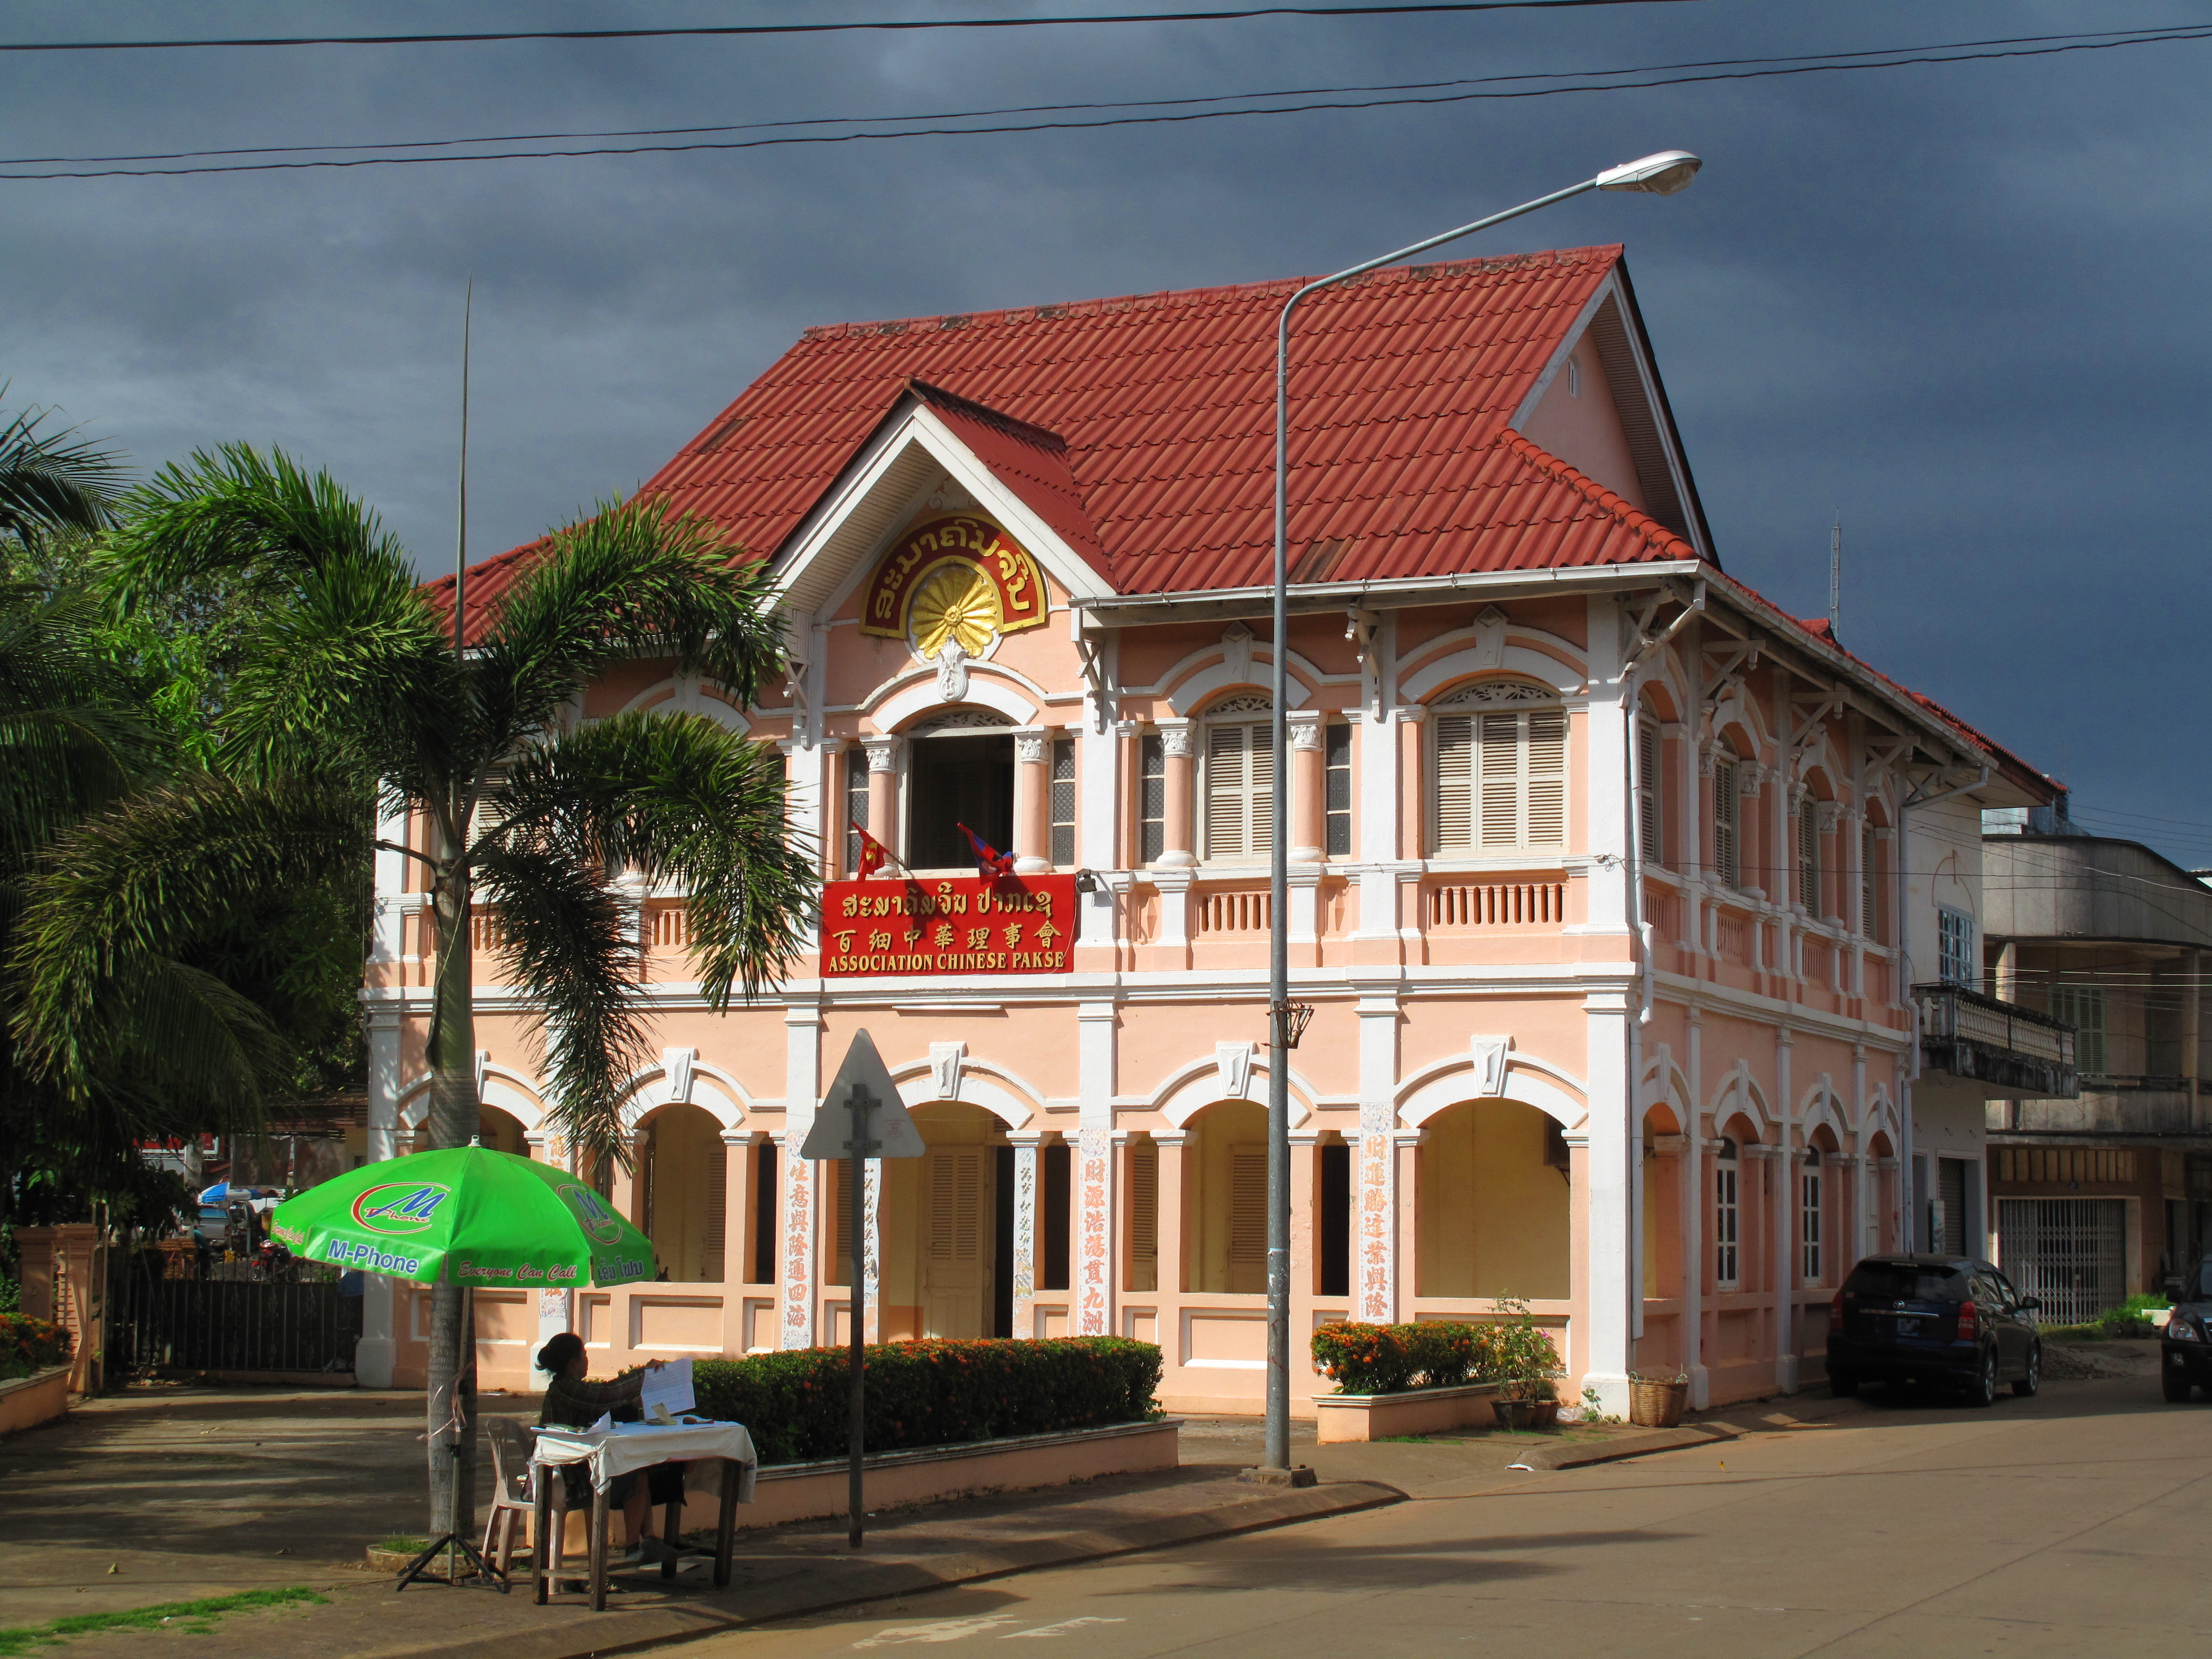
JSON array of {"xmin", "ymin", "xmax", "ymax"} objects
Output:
[{"xmin": 674, "ymin": 1370, "xmax": 2209, "ymax": 1659}]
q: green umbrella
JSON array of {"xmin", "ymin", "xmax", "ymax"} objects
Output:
[{"xmin": 268, "ymin": 1141, "xmax": 656, "ymax": 1288}]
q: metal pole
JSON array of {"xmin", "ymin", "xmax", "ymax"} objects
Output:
[
  {"xmin": 1264, "ymin": 175, "xmax": 1609, "ymax": 1471},
  {"xmin": 847, "ymin": 1085, "xmax": 873, "ymax": 1549}
]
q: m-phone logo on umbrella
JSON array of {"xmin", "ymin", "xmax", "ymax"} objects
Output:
[
  {"xmin": 557, "ymin": 1183, "xmax": 625, "ymax": 1244},
  {"xmin": 351, "ymin": 1182, "xmax": 451, "ymax": 1236}
]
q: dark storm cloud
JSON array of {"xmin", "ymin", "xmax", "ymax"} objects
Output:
[{"xmin": 4, "ymin": 1, "xmax": 2207, "ymax": 837}]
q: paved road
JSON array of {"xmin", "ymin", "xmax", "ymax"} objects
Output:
[{"xmin": 682, "ymin": 1373, "xmax": 2209, "ymax": 1659}]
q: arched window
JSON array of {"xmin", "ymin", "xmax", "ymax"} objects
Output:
[
  {"xmin": 1635, "ymin": 705, "xmax": 1664, "ymax": 869},
  {"xmin": 1712, "ymin": 752, "xmax": 1742, "ymax": 890},
  {"xmin": 1800, "ymin": 1146, "xmax": 1823, "ymax": 1283},
  {"xmin": 1431, "ymin": 679, "xmax": 1566, "ymax": 854},
  {"xmin": 1201, "ymin": 694, "xmax": 1274, "ymax": 862},
  {"xmin": 1715, "ymin": 1136, "xmax": 1740, "ymax": 1288}
]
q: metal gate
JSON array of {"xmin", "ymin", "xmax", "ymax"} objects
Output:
[
  {"xmin": 1997, "ymin": 1198, "xmax": 2127, "ymax": 1326},
  {"xmin": 107, "ymin": 1255, "xmax": 363, "ymax": 1377}
]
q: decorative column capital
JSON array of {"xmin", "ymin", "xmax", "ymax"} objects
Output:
[
  {"xmin": 1391, "ymin": 703, "xmax": 1428, "ymax": 725},
  {"xmin": 1286, "ymin": 709, "xmax": 1323, "ymax": 750},
  {"xmin": 1156, "ymin": 717, "xmax": 1193, "ymax": 758},
  {"xmin": 863, "ymin": 735, "xmax": 901, "ymax": 772},
  {"xmin": 1013, "ymin": 727, "xmax": 1049, "ymax": 764}
]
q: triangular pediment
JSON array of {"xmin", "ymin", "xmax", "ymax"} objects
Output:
[
  {"xmin": 769, "ymin": 385, "xmax": 1116, "ymax": 622},
  {"xmin": 1510, "ymin": 268, "xmax": 1714, "ymax": 562}
]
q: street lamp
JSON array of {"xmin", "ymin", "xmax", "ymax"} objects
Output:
[{"xmin": 1257, "ymin": 151, "xmax": 1703, "ymax": 1478}]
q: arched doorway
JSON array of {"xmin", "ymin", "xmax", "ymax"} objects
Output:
[
  {"xmin": 1416, "ymin": 1100, "xmax": 1570, "ymax": 1300},
  {"xmin": 636, "ymin": 1103, "xmax": 727, "ymax": 1282},
  {"xmin": 478, "ymin": 1103, "xmax": 528, "ymax": 1156},
  {"xmin": 873, "ymin": 1102, "xmax": 1009, "ymax": 1338},
  {"xmin": 1185, "ymin": 1100, "xmax": 1267, "ymax": 1294}
]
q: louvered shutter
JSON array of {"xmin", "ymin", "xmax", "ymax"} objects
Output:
[
  {"xmin": 1129, "ymin": 1142, "xmax": 1160, "ymax": 1292},
  {"xmin": 1636, "ymin": 721, "xmax": 1662, "ymax": 865},
  {"xmin": 1478, "ymin": 713, "xmax": 1521, "ymax": 848},
  {"xmin": 1434, "ymin": 715, "xmax": 1475, "ymax": 851},
  {"xmin": 469, "ymin": 765, "xmax": 510, "ymax": 849},
  {"xmin": 1227, "ymin": 1145, "xmax": 1267, "ymax": 1291},
  {"xmin": 1798, "ymin": 808, "xmax": 1819, "ymax": 913},
  {"xmin": 929, "ymin": 1150, "xmax": 983, "ymax": 1263},
  {"xmin": 1524, "ymin": 709, "xmax": 1566, "ymax": 846},
  {"xmin": 1860, "ymin": 823, "xmax": 1876, "ymax": 938},
  {"xmin": 1204, "ymin": 720, "xmax": 1272, "ymax": 860},
  {"xmin": 1713, "ymin": 760, "xmax": 1739, "ymax": 889},
  {"xmin": 701, "ymin": 1146, "xmax": 727, "ymax": 1284}
]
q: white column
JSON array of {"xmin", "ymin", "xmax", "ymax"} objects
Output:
[
  {"xmin": 1353, "ymin": 617, "xmax": 1401, "ymax": 943},
  {"xmin": 780, "ymin": 1001, "xmax": 823, "ymax": 1348},
  {"xmin": 1354, "ymin": 995, "xmax": 1400, "ymax": 1322},
  {"xmin": 778, "ymin": 736, "xmax": 826, "ymax": 951},
  {"xmin": 1010, "ymin": 1134, "xmax": 1042, "ymax": 1338},
  {"xmin": 525, "ymin": 1129, "xmax": 576, "ymax": 1381},
  {"xmin": 1773, "ymin": 1028, "xmax": 1797, "ymax": 1393},
  {"xmin": 1582, "ymin": 987, "xmax": 1634, "ymax": 1416},
  {"xmin": 355, "ymin": 1005, "xmax": 403, "ymax": 1388},
  {"xmin": 1074, "ymin": 1002, "xmax": 1118, "ymax": 1334},
  {"xmin": 1582, "ymin": 594, "xmax": 1632, "ymax": 936}
]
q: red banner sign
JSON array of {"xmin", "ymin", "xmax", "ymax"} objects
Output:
[{"xmin": 822, "ymin": 874, "xmax": 1078, "ymax": 977}]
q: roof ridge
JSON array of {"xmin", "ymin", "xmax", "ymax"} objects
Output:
[
  {"xmin": 1491, "ymin": 426, "xmax": 1698, "ymax": 562},
  {"xmin": 797, "ymin": 244, "xmax": 1624, "ymax": 342}
]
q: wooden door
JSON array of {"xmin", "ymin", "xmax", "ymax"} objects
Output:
[{"xmin": 922, "ymin": 1148, "xmax": 991, "ymax": 1337}]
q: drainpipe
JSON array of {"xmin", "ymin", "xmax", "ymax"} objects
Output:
[{"xmin": 1894, "ymin": 764, "xmax": 1989, "ymax": 1249}]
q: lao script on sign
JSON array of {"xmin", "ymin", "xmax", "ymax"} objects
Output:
[{"xmin": 821, "ymin": 874, "xmax": 1077, "ymax": 977}]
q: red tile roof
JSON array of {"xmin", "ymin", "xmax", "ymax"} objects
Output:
[{"xmin": 428, "ymin": 245, "xmax": 1703, "ymax": 637}]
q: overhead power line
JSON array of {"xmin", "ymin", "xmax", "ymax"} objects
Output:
[
  {"xmin": 0, "ymin": 3, "xmax": 1713, "ymax": 55},
  {"xmin": 8, "ymin": 24, "xmax": 2197, "ymax": 170},
  {"xmin": 5, "ymin": 21, "xmax": 2209, "ymax": 180}
]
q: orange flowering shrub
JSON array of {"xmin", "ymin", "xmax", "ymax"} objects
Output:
[
  {"xmin": 1310, "ymin": 1319, "xmax": 1507, "ymax": 1395},
  {"xmin": 0, "ymin": 1315, "xmax": 72, "ymax": 1382}
]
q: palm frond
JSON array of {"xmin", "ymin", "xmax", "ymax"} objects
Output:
[
  {"xmin": 490, "ymin": 708, "xmax": 816, "ymax": 1005},
  {"xmin": 8, "ymin": 770, "xmax": 370, "ymax": 1104},
  {"xmin": 471, "ymin": 498, "xmax": 785, "ymax": 750},
  {"xmin": 102, "ymin": 444, "xmax": 408, "ymax": 591},
  {"xmin": 469, "ymin": 843, "xmax": 651, "ymax": 1170},
  {"xmin": 0, "ymin": 397, "xmax": 131, "ymax": 542}
]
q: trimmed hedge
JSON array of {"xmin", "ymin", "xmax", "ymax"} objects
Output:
[
  {"xmin": 692, "ymin": 1336, "xmax": 1162, "ymax": 1465},
  {"xmin": 1310, "ymin": 1320, "xmax": 1507, "ymax": 1396},
  {"xmin": 0, "ymin": 1314, "xmax": 72, "ymax": 1383}
]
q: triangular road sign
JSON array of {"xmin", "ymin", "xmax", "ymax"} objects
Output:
[{"xmin": 800, "ymin": 1029, "xmax": 926, "ymax": 1160}]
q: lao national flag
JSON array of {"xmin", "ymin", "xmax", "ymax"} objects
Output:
[
  {"xmin": 851, "ymin": 820, "xmax": 895, "ymax": 879},
  {"xmin": 957, "ymin": 822, "xmax": 1017, "ymax": 879}
]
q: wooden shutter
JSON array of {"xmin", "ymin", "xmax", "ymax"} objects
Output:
[
  {"xmin": 1525, "ymin": 708, "xmax": 1566, "ymax": 846},
  {"xmin": 701, "ymin": 1143, "xmax": 727, "ymax": 1284},
  {"xmin": 1477, "ymin": 712, "xmax": 1520, "ymax": 848},
  {"xmin": 1636, "ymin": 721, "xmax": 1662, "ymax": 865},
  {"xmin": 1860, "ymin": 823, "xmax": 1876, "ymax": 938},
  {"xmin": 929, "ymin": 1150, "xmax": 983, "ymax": 1263},
  {"xmin": 1434, "ymin": 715, "xmax": 1475, "ymax": 851},
  {"xmin": 1713, "ymin": 760, "xmax": 1739, "ymax": 889},
  {"xmin": 1798, "ymin": 808, "xmax": 1819, "ymax": 913},
  {"xmin": 468, "ymin": 765, "xmax": 510, "ymax": 849},
  {"xmin": 1129, "ymin": 1141, "xmax": 1159, "ymax": 1292},
  {"xmin": 1228, "ymin": 1145, "xmax": 1266, "ymax": 1292},
  {"xmin": 1204, "ymin": 721, "xmax": 1272, "ymax": 860}
]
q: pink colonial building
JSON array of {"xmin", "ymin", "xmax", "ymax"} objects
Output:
[{"xmin": 357, "ymin": 244, "xmax": 2056, "ymax": 1412}]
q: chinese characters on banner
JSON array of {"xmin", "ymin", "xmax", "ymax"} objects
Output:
[{"xmin": 821, "ymin": 874, "xmax": 1078, "ymax": 977}]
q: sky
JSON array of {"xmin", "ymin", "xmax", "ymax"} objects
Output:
[{"xmin": 4, "ymin": 1, "xmax": 2209, "ymax": 858}]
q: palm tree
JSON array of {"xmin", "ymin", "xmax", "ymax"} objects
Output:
[
  {"xmin": 1, "ymin": 391, "xmax": 130, "ymax": 555},
  {"xmin": 14, "ymin": 446, "xmax": 815, "ymax": 1534}
]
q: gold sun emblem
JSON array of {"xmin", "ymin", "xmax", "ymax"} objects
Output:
[{"xmin": 907, "ymin": 562, "xmax": 1002, "ymax": 659}]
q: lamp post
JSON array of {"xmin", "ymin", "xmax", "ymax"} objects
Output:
[{"xmin": 1258, "ymin": 150, "xmax": 1702, "ymax": 1476}]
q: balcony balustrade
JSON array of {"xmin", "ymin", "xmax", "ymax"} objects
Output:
[{"xmin": 1913, "ymin": 982, "xmax": 2078, "ymax": 1101}]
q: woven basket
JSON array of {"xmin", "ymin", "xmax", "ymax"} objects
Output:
[{"xmin": 1628, "ymin": 1377, "xmax": 1688, "ymax": 1429}]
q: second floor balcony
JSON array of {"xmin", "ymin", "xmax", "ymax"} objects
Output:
[{"xmin": 1913, "ymin": 982, "xmax": 2077, "ymax": 1100}]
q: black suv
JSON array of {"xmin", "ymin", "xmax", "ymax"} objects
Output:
[
  {"xmin": 2160, "ymin": 1258, "xmax": 2212, "ymax": 1401},
  {"xmin": 1826, "ymin": 1254, "xmax": 2042, "ymax": 1406}
]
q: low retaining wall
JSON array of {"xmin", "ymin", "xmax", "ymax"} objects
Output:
[
  {"xmin": 0, "ymin": 1367, "xmax": 72, "ymax": 1436},
  {"xmin": 682, "ymin": 1417, "xmax": 1181, "ymax": 1532},
  {"xmin": 1310, "ymin": 1382, "xmax": 1498, "ymax": 1444}
]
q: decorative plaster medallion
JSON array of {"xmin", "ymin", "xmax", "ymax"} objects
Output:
[
  {"xmin": 1216, "ymin": 1041, "xmax": 1255, "ymax": 1100},
  {"xmin": 1471, "ymin": 1035, "xmax": 1513, "ymax": 1098},
  {"xmin": 929, "ymin": 1041, "xmax": 966, "ymax": 1100},
  {"xmin": 661, "ymin": 1047, "xmax": 697, "ymax": 1104}
]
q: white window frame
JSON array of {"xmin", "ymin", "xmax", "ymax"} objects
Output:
[
  {"xmin": 1938, "ymin": 905, "xmax": 1976, "ymax": 987},
  {"xmin": 1801, "ymin": 1150, "xmax": 1823, "ymax": 1284},
  {"xmin": 1429, "ymin": 679, "xmax": 1568, "ymax": 856},
  {"xmin": 1635, "ymin": 715, "xmax": 1663, "ymax": 870},
  {"xmin": 1048, "ymin": 736, "xmax": 1076, "ymax": 868},
  {"xmin": 1797, "ymin": 800, "xmax": 1821, "ymax": 915},
  {"xmin": 1861, "ymin": 821, "xmax": 1878, "ymax": 939},
  {"xmin": 1715, "ymin": 1137, "xmax": 1741, "ymax": 1289},
  {"xmin": 1199, "ymin": 695, "xmax": 1275, "ymax": 863},
  {"xmin": 1137, "ymin": 733, "xmax": 1166, "ymax": 866}
]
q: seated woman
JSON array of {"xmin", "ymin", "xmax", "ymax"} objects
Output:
[{"xmin": 535, "ymin": 1332, "xmax": 688, "ymax": 1563}]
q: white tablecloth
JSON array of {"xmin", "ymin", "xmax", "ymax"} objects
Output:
[{"xmin": 532, "ymin": 1420, "xmax": 757, "ymax": 1501}]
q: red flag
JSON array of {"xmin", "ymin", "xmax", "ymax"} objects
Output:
[
  {"xmin": 851, "ymin": 821, "xmax": 895, "ymax": 879},
  {"xmin": 956, "ymin": 822, "xmax": 1017, "ymax": 879}
]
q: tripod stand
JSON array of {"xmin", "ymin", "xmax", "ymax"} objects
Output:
[{"xmin": 397, "ymin": 1289, "xmax": 507, "ymax": 1593}]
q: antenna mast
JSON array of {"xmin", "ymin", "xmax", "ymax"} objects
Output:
[
  {"xmin": 1828, "ymin": 511, "xmax": 1841, "ymax": 636},
  {"xmin": 454, "ymin": 278, "xmax": 473, "ymax": 662}
]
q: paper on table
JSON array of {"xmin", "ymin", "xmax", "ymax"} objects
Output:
[
  {"xmin": 588, "ymin": 1412, "xmax": 613, "ymax": 1432},
  {"xmin": 640, "ymin": 1357, "xmax": 695, "ymax": 1422}
]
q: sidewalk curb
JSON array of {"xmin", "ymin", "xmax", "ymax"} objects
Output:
[
  {"xmin": 347, "ymin": 1479, "xmax": 1404, "ymax": 1659},
  {"xmin": 1511, "ymin": 1389, "xmax": 1877, "ymax": 1471}
]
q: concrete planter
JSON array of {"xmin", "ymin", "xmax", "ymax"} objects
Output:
[
  {"xmin": 0, "ymin": 1366, "xmax": 72, "ymax": 1436},
  {"xmin": 1311, "ymin": 1382, "xmax": 1499, "ymax": 1444},
  {"xmin": 702, "ymin": 1418, "xmax": 1181, "ymax": 1530}
]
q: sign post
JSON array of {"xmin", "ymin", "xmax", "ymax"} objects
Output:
[{"xmin": 799, "ymin": 1030, "xmax": 923, "ymax": 1550}]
